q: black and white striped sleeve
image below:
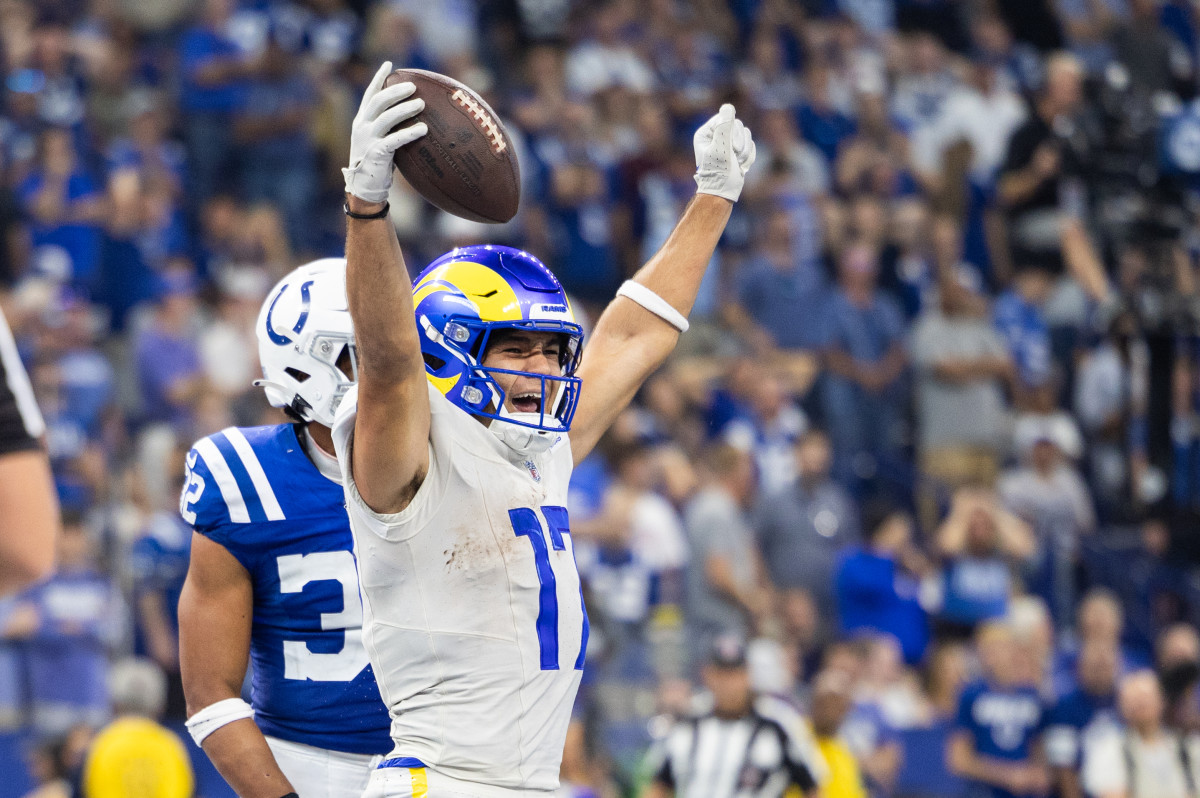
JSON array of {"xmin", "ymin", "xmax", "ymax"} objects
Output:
[
  {"xmin": 647, "ymin": 718, "xmax": 698, "ymax": 791},
  {"xmin": 0, "ymin": 307, "xmax": 43, "ymax": 455}
]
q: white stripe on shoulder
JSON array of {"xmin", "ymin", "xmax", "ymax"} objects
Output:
[
  {"xmin": 193, "ymin": 437, "xmax": 251, "ymax": 524},
  {"xmin": 0, "ymin": 307, "xmax": 44, "ymax": 438},
  {"xmin": 222, "ymin": 428, "xmax": 286, "ymax": 521}
]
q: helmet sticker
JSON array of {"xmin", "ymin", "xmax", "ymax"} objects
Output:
[{"xmin": 264, "ymin": 280, "xmax": 314, "ymax": 346}]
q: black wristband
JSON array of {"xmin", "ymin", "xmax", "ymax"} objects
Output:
[
  {"xmin": 279, "ymin": 793, "xmax": 299, "ymax": 798},
  {"xmin": 343, "ymin": 200, "xmax": 390, "ymax": 220}
]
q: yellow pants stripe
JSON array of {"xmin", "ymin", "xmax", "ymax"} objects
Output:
[{"xmin": 410, "ymin": 767, "xmax": 428, "ymax": 798}]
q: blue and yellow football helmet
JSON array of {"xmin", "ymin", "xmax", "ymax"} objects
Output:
[{"xmin": 413, "ymin": 245, "xmax": 584, "ymax": 451}]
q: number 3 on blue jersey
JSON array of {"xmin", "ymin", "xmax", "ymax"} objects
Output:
[
  {"xmin": 509, "ymin": 506, "xmax": 588, "ymax": 671},
  {"xmin": 276, "ymin": 551, "xmax": 371, "ymax": 681}
]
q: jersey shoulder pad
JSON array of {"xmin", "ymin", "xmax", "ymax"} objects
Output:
[{"xmin": 180, "ymin": 424, "xmax": 296, "ymax": 532}]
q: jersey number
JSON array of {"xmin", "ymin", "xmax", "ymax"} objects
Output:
[
  {"xmin": 180, "ymin": 451, "xmax": 205, "ymax": 525},
  {"xmin": 509, "ymin": 505, "xmax": 589, "ymax": 671},
  {"xmin": 276, "ymin": 551, "xmax": 370, "ymax": 681}
]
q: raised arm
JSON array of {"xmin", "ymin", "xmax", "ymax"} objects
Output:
[
  {"xmin": 570, "ymin": 105, "xmax": 755, "ymax": 463},
  {"xmin": 341, "ymin": 62, "xmax": 431, "ymax": 513},
  {"xmin": 179, "ymin": 534, "xmax": 291, "ymax": 798}
]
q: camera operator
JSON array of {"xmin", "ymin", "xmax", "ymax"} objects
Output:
[{"xmin": 998, "ymin": 53, "xmax": 1111, "ymax": 302}]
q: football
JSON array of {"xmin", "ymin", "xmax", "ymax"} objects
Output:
[{"xmin": 385, "ymin": 69, "xmax": 520, "ymax": 224}]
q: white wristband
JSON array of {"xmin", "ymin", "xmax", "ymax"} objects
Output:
[
  {"xmin": 616, "ymin": 281, "xmax": 690, "ymax": 333},
  {"xmin": 185, "ymin": 697, "xmax": 255, "ymax": 747}
]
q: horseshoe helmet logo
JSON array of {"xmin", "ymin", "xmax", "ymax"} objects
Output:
[{"xmin": 264, "ymin": 280, "xmax": 314, "ymax": 346}]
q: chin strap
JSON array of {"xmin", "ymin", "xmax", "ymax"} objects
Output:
[{"xmin": 490, "ymin": 409, "xmax": 561, "ymax": 454}]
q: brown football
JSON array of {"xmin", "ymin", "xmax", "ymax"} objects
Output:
[{"xmin": 385, "ymin": 69, "xmax": 520, "ymax": 224}]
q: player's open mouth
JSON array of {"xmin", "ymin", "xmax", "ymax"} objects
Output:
[{"xmin": 512, "ymin": 392, "xmax": 542, "ymax": 414}]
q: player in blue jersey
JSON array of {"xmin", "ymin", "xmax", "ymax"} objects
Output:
[{"xmin": 177, "ymin": 258, "xmax": 391, "ymax": 798}]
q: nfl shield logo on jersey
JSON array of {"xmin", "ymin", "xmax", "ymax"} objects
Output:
[{"xmin": 524, "ymin": 459, "xmax": 541, "ymax": 482}]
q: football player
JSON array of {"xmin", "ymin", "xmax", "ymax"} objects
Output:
[
  {"xmin": 177, "ymin": 258, "xmax": 391, "ymax": 798},
  {"xmin": 333, "ymin": 63, "xmax": 756, "ymax": 798}
]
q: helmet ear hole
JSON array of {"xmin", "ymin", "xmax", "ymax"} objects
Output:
[
  {"xmin": 285, "ymin": 367, "xmax": 311, "ymax": 383},
  {"xmin": 423, "ymin": 353, "xmax": 447, "ymax": 371}
]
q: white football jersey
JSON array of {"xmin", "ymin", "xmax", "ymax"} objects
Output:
[{"xmin": 332, "ymin": 382, "xmax": 586, "ymax": 793}]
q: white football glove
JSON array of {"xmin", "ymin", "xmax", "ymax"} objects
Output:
[
  {"xmin": 342, "ymin": 61, "xmax": 428, "ymax": 204},
  {"xmin": 693, "ymin": 103, "xmax": 756, "ymax": 203}
]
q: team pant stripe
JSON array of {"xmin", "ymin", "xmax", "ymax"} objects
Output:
[
  {"xmin": 193, "ymin": 437, "xmax": 251, "ymax": 523},
  {"xmin": 410, "ymin": 767, "xmax": 428, "ymax": 798},
  {"xmin": 0, "ymin": 308, "xmax": 44, "ymax": 438},
  {"xmin": 222, "ymin": 428, "xmax": 286, "ymax": 520}
]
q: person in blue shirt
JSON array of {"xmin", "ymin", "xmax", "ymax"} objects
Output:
[
  {"xmin": 17, "ymin": 127, "xmax": 105, "ymax": 287},
  {"xmin": 1044, "ymin": 640, "xmax": 1120, "ymax": 798},
  {"xmin": 835, "ymin": 501, "xmax": 930, "ymax": 665},
  {"xmin": 178, "ymin": 0, "xmax": 260, "ymax": 206},
  {"xmin": 821, "ymin": 241, "xmax": 909, "ymax": 498},
  {"xmin": 178, "ymin": 259, "xmax": 390, "ymax": 798},
  {"xmin": 234, "ymin": 31, "xmax": 319, "ymax": 252},
  {"xmin": 130, "ymin": 498, "xmax": 194, "ymax": 721},
  {"xmin": 948, "ymin": 621, "xmax": 1049, "ymax": 798},
  {"xmin": 934, "ymin": 489, "xmax": 1037, "ymax": 639},
  {"xmin": 993, "ymin": 265, "xmax": 1053, "ymax": 396},
  {"xmin": 6, "ymin": 511, "xmax": 122, "ymax": 736},
  {"xmin": 134, "ymin": 269, "xmax": 205, "ymax": 429}
]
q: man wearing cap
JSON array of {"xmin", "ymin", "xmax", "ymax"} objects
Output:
[{"xmin": 644, "ymin": 637, "xmax": 821, "ymax": 798}]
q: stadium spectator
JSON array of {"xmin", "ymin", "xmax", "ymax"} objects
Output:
[
  {"xmin": 1110, "ymin": 0, "xmax": 1194, "ymax": 95},
  {"xmin": 82, "ymin": 658, "xmax": 193, "ymax": 798},
  {"xmin": 996, "ymin": 53, "xmax": 1089, "ymax": 279},
  {"xmin": 835, "ymin": 503, "xmax": 929, "ymax": 665},
  {"xmin": 6, "ymin": 512, "xmax": 121, "ymax": 737},
  {"xmin": 913, "ymin": 46, "xmax": 1027, "ymax": 185},
  {"xmin": 948, "ymin": 621, "xmax": 1049, "ymax": 798},
  {"xmin": 128, "ymin": 489, "xmax": 191, "ymax": 721},
  {"xmin": 574, "ymin": 435, "xmax": 688, "ymax": 630},
  {"xmin": 18, "ymin": 127, "xmax": 105, "ymax": 288},
  {"xmin": 993, "ymin": 264, "xmax": 1055, "ymax": 395},
  {"xmin": 821, "ymin": 241, "xmax": 909, "ymax": 497},
  {"xmin": 911, "ymin": 275, "xmax": 1013, "ymax": 524},
  {"xmin": 809, "ymin": 669, "xmax": 868, "ymax": 798},
  {"xmin": 1075, "ymin": 310, "xmax": 1151, "ymax": 518},
  {"xmin": 720, "ymin": 371, "xmax": 808, "ymax": 494},
  {"xmin": 1058, "ymin": 590, "xmax": 1147, "ymax": 685},
  {"xmin": 841, "ymin": 637, "xmax": 907, "ymax": 794},
  {"xmin": 683, "ymin": 444, "xmax": 771, "ymax": 657},
  {"xmin": 234, "ymin": 33, "xmax": 319, "ymax": 253},
  {"xmin": 1081, "ymin": 670, "xmax": 1200, "ymax": 798},
  {"xmin": 999, "ymin": 423, "xmax": 1097, "ymax": 624},
  {"xmin": 133, "ymin": 269, "xmax": 205, "ymax": 429},
  {"xmin": 178, "ymin": 0, "xmax": 259, "ymax": 206},
  {"xmin": 755, "ymin": 428, "xmax": 860, "ymax": 622},
  {"xmin": 727, "ymin": 208, "xmax": 830, "ymax": 352},
  {"xmin": 1045, "ymin": 640, "xmax": 1121, "ymax": 798},
  {"xmin": 933, "ymin": 488, "xmax": 1036, "ymax": 637}
]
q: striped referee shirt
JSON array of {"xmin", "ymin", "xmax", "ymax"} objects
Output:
[{"xmin": 649, "ymin": 699, "xmax": 821, "ymax": 798}]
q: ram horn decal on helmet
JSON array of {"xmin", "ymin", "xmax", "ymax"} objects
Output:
[{"xmin": 412, "ymin": 245, "xmax": 584, "ymax": 454}]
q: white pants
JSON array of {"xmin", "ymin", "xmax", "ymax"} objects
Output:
[
  {"xmin": 265, "ymin": 735, "xmax": 380, "ymax": 798},
  {"xmin": 361, "ymin": 761, "xmax": 552, "ymax": 798}
]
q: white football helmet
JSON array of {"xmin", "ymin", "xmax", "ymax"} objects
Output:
[{"xmin": 253, "ymin": 258, "xmax": 356, "ymax": 427}]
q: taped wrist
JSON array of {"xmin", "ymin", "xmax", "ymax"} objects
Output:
[{"xmin": 185, "ymin": 698, "xmax": 255, "ymax": 747}]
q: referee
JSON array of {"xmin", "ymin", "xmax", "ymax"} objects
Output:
[
  {"xmin": 0, "ymin": 304, "xmax": 57, "ymax": 595},
  {"xmin": 644, "ymin": 637, "xmax": 822, "ymax": 798}
]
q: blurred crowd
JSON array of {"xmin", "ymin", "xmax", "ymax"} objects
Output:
[{"xmin": 10, "ymin": 0, "xmax": 1200, "ymax": 796}]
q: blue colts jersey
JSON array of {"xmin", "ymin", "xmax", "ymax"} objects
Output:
[{"xmin": 181, "ymin": 423, "xmax": 391, "ymax": 755}]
